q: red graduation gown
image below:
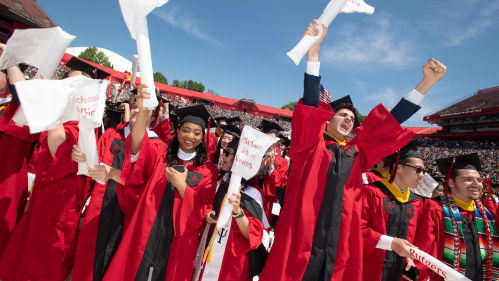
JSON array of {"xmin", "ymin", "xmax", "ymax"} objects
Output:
[
  {"xmin": 260, "ymin": 150, "xmax": 288, "ymax": 224},
  {"xmin": 413, "ymin": 198, "xmax": 499, "ymax": 281},
  {"xmin": 363, "ymin": 168, "xmax": 389, "ymax": 185},
  {"xmin": 103, "ymin": 133, "xmax": 218, "ymax": 281},
  {"xmin": 207, "ymin": 132, "xmax": 219, "ymax": 162},
  {"xmin": 361, "ymin": 181, "xmax": 424, "ymax": 281},
  {"xmin": 0, "ymin": 121, "xmax": 90, "ymax": 281},
  {"xmin": 259, "ymin": 100, "xmax": 414, "ymax": 281},
  {"xmin": 72, "ymin": 127, "xmax": 129, "ymax": 281},
  {"xmin": 0, "ymin": 101, "xmax": 39, "ymax": 256}
]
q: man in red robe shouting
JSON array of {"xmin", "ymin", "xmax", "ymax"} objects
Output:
[{"xmin": 259, "ymin": 20, "xmax": 447, "ymax": 281}]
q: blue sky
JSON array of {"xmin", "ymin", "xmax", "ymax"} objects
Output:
[{"xmin": 39, "ymin": 0, "xmax": 499, "ymax": 126}]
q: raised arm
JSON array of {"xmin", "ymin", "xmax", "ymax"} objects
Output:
[
  {"xmin": 302, "ymin": 20, "xmax": 328, "ymax": 108},
  {"xmin": 130, "ymin": 84, "xmax": 151, "ymax": 154},
  {"xmin": 390, "ymin": 59, "xmax": 446, "ymax": 124}
]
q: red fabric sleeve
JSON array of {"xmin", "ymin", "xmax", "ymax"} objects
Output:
[
  {"xmin": 152, "ymin": 117, "xmax": 173, "ymax": 145},
  {"xmin": 173, "ymin": 163, "xmax": 218, "ymax": 238},
  {"xmin": 413, "ymin": 199, "xmax": 443, "ymax": 281},
  {"xmin": 361, "ymin": 187, "xmax": 383, "ymax": 257},
  {"xmin": 231, "ymin": 211, "xmax": 264, "ymax": 257},
  {"xmin": 120, "ymin": 131, "xmax": 158, "ymax": 185},
  {"xmin": 0, "ymin": 101, "xmax": 39, "ymax": 141},
  {"xmin": 289, "ymin": 100, "xmax": 333, "ymax": 163},
  {"xmin": 355, "ymin": 104, "xmax": 415, "ymax": 171}
]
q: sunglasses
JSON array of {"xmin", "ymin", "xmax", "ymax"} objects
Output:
[
  {"xmin": 400, "ymin": 163, "xmax": 427, "ymax": 175},
  {"xmin": 223, "ymin": 149, "xmax": 235, "ymax": 157}
]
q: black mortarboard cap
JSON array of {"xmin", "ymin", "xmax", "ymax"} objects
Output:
[
  {"xmin": 387, "ymin": 139, "xmax": 421, "ymax": 183},
  {"xmin": 279, "ymin": 134, "xmax": 290, "ymax": 146},
  {"xmin": 226, "ymin": 117, "xmax": 241, "ymax": 126},
  {"xmin": 227, "ymin": 136, "xmax": 240, "ymax": 151},
  {"xmin": 65, "ymin": 57, "xmax": 111, "ymax": 80},
  {"xmin": 260, "ymin": 122, "xmax": 283, "ymax": 135},
  {"xmin": 436, "ymin": 153, "xmax": 482, "ymax": 177},
  {"xmin": 169, "ymin": 113, "xmax": 179, "ymax": 125},
  {"xmin": 328, "ymin": 95, "xmax": 361, "ymax": 128},
  {"xmin": 105, "ymin": 108, "xmax": 123, "ymax": 124},
  {"xmin": 220, "ymin": 125, "xmax": 241, "ymax": 138},
  {"xmin": 173, "ymin": 105, "xmax": 217, "ymax": 130},
  {"xmin": 215, "ymin": 117, "xmax": 227, "ymax": 123}
]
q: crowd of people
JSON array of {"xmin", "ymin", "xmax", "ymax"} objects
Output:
[
  {"xmin": 419, "ymin": 139, "xmax": 499, "ymax": 183},
  {"xmin": 1, "ymin": 19, "xmax": 499, "ymax": 281}
]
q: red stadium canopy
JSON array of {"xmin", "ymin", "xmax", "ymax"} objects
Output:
[{"xmin": 60, "ymin": 53, "xmax": 293, "ymax": 118}]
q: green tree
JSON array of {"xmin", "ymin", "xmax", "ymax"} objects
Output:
[
  {"xmin": 153, "ymin": 72, "xmax": 168, "ymax": 85},
  {"xmin": 181, "ymin": 80, "xmax": 188, "ymax": 89},
  {"xmin": 172, "ymin": 79, "xmax": 180, "ymax": 87},
  {"xmin": 281, "ymin": 101, "xmax": 298, "ymax": 111},
  {"xmin": 193, "ymin": 82, "xmax": 205, "ymax": 93},
  {"xmin": 208, "ymin": 89, "xmax": 219, "ymax": 96},
  {"xmin": 240, "ymin": 98, "xmax": 256, "ymax": 103},
  {"xmin": 187, "ymin": 79, "xmax": 194, "ymax": 91},
  {"xmin": 78, "ymin": 47, "xmax": 114, "ymax": 69},
  {"xmin": 357, "ymin": 112, "xmax": 366, "ymax": 123}
]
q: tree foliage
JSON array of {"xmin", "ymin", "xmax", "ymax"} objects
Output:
[
  {"xmin": 357, "ymin": 111, "xmax": 366, "ymax": 123},
  {"xmin": 240, "ymin": 98, "xmax": 256, "ymax": 103},
  {"xmin": 78, "ymin": 47, "xmax": 114, "ymax": 69},
  {"xmin": 153, "ymin": 72, "xmax": 168, "ymax": 85},
  {"xmin": 208, "ymin": 89, "xmax": 219, "ymax": 96},
  {"xmin": 281, "ymin": 101, "xmax": 298, "ymax": 111},
  {"xmin": 170, "ymin": 79, "xmax": 205, "ymax": 92}
]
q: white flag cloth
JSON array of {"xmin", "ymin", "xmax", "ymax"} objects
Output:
[
  {"xmin": 217, "ymin": 127, "xmax": 279, "ymax": 229},
  {"xmin": 287, "ymin": 0, "xmax": 374, "ymax": 65},
  {"xmin": 119, "ymin": 0, "xmax": 168, "ymax": 109},
  {"xmin": 0, "ymin": 27, "xmax": 75, "ymax": 79},
  {"xmin": 13, "ymin": 76, "xmax": 109, "ymax": 183},
  {"xmin": 119, "ymin": 0, "xmax": 169, "ymax": 40},
  {"xmin": 411, "ymin": 173, "xmax": 439, "ymax": 198}
]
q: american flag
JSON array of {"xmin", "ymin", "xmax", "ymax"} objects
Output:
[{"xmin": 319, "ymin": 84, "xmax": 332, "ymax": 104}]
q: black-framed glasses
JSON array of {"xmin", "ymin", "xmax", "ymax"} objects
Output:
[
  {"xmin": 223, "ymin": 149, "xmax": 235, "ymax": 157},
  {"xmin": 400, "ymin": 163, "xmax": 427, "ymax": 175}
]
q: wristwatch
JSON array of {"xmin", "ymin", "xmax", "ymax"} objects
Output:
[{"xmin": 232, "ymin": 209, "xmax": 245, "ymax": 219}]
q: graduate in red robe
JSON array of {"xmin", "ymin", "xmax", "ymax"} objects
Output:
[
  {"xmin": 0, "ymin": 60, "xmax": 111, "ymax": 281},
  {"xmin": 362, "ymin": 158, "xmax": 391, "ymax": 185},
  {"xmin": 72, "ymin": 98, "xmax": 174, "ymax": 281},
  {"xmin": 102, "ymin": 85, "xmax": 218, "ymax": 281},
  {"xmin": 362, "ymin": 140, "xmax": 426, "ymax": 281},
  {"xmin": 260, "ymin": 20, "xmax": 446, "ymax": 281},
  {"xmin": 211, "ymin": 125, "xmax": 240, "ymax": 170},
  {"xmin": 0, "ymin": 67, "xmax": 39, "ymax": 256},
  {"xmin": 413, "ymin": 153, "xmax": 499, "ymax": 281},
  {"xmin": 193, "ymin": 136, "xmax": 268, "ymax": 281},
  {"xmin": 255, "ymin": 121, "xmax": 289, "ymax": 226}
]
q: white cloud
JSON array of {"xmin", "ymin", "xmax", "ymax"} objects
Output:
[
  {"xmin": 363, "ymin": 88, "xmax": 399, "ymax": 107},
  {"xmin": 321, "ymin": 15, "xmax": 417, "ymax": 68},
  {"xmin": 442, "ymin": 0, "xmax": 499, "ymax": 46},
  {"xmin": 153, "ymin": 8, "xmax": 225, "ymax": 47}
]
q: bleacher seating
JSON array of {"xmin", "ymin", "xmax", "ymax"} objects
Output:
[{"xmin": 433, "ymin": 86, "xmax": 499, "ymax": 115}]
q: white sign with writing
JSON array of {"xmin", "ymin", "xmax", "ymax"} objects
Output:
[
  {"xmin": 0, "ymin": 27, "xmax": 75, "ymax": 79},
  {"xmin": 413, "ymin": 173, "xmax": 438, "ymax": 198},
  {"xmin": 409, "ymin": 247, "xmax": 471, "ymax": 280},
  {"xmin": 217, "ymin": 127, "xmax": 279, "ymax": 229}
]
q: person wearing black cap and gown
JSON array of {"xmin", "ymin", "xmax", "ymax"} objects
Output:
[
  {"xmin": 361, "ymin": 139, "xmax": 426, "ymax": 281},
  {"xmin": 0, "ymin": 57, "xmax": 111, "ymax": 281},
  {"xmin": 0, "ymin": 65, "xmax": 40, "ymax": 258},
  {"xmin": 214, "ymin": 116, "xmax": 227, "ymax": 138},
  {"xmin": 255, "ymin": 121, "xmax": 289, "ymax": 227},
  {"xmin": 102, "ymin": 84, "xmax": 218, "ymax": 281},
  {"xmin": 260, "ymin": 20, "xmax": 446, "ymax": 281},
  {"xmin": 70, "ymin": 92, "xmax": 168, "ymax": 281},
  {"xmin": 212, "ymin": 124, "xmax": 241, "ymax": 170},
  {"xmin": 192, "ymin": 135, "xmax": 269, "ymax": 281},
  {"xmin": 226, "ymin": 116, "xmax": 242, "ymax": 129},
  {"xmin": 413, "ymin": 153, "xmax": 499, "ymax": 281}
]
